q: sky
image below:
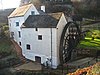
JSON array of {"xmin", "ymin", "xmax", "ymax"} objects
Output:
[{"xmin": 0, "ymin": 0, "xmax": 21, "ymax": 9}]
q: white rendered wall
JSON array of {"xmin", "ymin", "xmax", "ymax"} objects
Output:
[
  {"xmin": 56, "ymin": 13, "xmax": 67, "ymax": 64},
  {"xmin": 24, "ymin": 5, "xmax": 39, "ymax": 20},
  {"xmin": 21, "ymin": 28, "xmax": 58, "ymax": 68},
  {"xmin": 8, "ymin": 17, "xmax": 24, "ymax": 43},
  {"xmin": 8, "ymin": 4, "xmax": 39, "ymax": 45}
]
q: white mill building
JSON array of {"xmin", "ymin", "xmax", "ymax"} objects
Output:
[{"xmin": 8, "ymin": 4, "xmax": 70, "ymax": 68}]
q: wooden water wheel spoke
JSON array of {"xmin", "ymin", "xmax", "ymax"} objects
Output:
[{"xmin": 59, "ymin": 22, "xmax": 81, "ymax": 64}]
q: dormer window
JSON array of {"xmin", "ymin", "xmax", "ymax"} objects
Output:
[
  {"xmin": 16, "ymin": 22, "xmax": 19, "ymax": 26},
  {"xmin": 31, "ymin": 11, "xmax": 35, "ymax": 15}
]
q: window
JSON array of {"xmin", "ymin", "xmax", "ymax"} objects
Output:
[
  {"xmin": 31, "ymin": 11, "xmax": 35, "ymax": 15},
  {"xmin": 16, "ymin": 22, "xmax": 19, "ymax": 26},
  {"xmin": 11, "ymin": 32, "xmax": 14, "ymax": 35},
  {"xmin": 11, "ymin": 32, "xmax": 14, "ymax": 39},
  {"xmin": 38, "ymin": 35, "xmax": 42, "ymax": 40},
  {"xmin": 10, "ymin": 23, "xmax": 11, "ymax": 26},
  {"xmin": 18, "ymin": 31, "xmax": 21, "ymax": 38},
  {"xmin": 19, "ymin": 42, "xmax": 21, "ymax": 46},
  {"xmin": 35, "ymin": 56, "xmax": 41, "ymax": 63},
  {"xmin": 35, "ymin": 28, "xmax": 38, "ymax": 31},
  {"xmin": 26, "ymin": 44, "xmax": 31, "ymax": 50}
]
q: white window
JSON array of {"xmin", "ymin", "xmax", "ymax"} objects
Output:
[{"xmin": 11, "ymin": 32, "xmax": 14, "ymax": 39}]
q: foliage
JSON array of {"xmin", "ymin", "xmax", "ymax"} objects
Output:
[
  {"xmin": 0, "ymin": 38, "xmax": 13, "ymax": 58},
  {"xmin": 86, "ymin": 32, "xmax": 92, "ymax": 38},
  {"xmin": 0, "ymin": 8, "xmax": 14, "ymax": 25},
  {"xmin": 3, "ymin": 25, "xmax": 10, "ymax": 38},
  {"xmin": 67, "ymin": 62, "xmax": 100, "ymax": 75},
  {"xmin": 92, "ymin": 30, "xmax": 100, "ymax": 39},
  {"xmin": 86, "ymin": 30, "xmax": 100, "ymax": 39},
  {"xmin": 0, "ymin": 55, "xmax": 20, "ymax": 69},
  {"xmin": 77, "ymin": 38, "xmax": 100, "ymax": 50},
  {"xmin": 0, "ymin": 37, "xmax": 14, "ymax": 58},
  {"xmin": 72, "ymin": 0, "xmax": 100, "ymax": 18},
  {"xmin": 78, "ymin": 30, "xmax": 100, "ymax": 50},
  {"xmin": 0, "ymin": 68, "xmax": 14, "ymax": 75},
  {"xmin": 3, "ymin": 25, "xmax": 9, "ymax": 31},
  {"xmin": 0, "ymin": 25, "xmax": 10, "ymax": 38}
]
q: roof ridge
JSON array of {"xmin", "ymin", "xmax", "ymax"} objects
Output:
[
  {"xmin": 23, "ymin": 14, "xmax": 60, "ymax": 28},
  {"xmin": 20, "ymin": 3, "xmax": 32, "ymax": 7}
]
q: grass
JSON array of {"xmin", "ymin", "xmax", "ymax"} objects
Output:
[{"xmin": 77, "ymin": 38, "xmax": 100, "ymax": 50}]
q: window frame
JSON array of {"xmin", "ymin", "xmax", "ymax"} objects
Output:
[
  {"xmin": 35, "ymin": 28, "xmax": 38, "ymax": 31},
  {"xmin": 31, "ymin": 11, "xmax": 35, "ymax": 15},
  {"xmin": 19, "ymin": 42, "xmax": 21, "ymax": 46},
  {"xmin": 16, "ymin": 22, "xmax": 19, "ymax": 26},
  {"xmin": 18, "ymin": 31, "xmax": 21, "ymax": 38},
  {"xmin": 38, "ymin": 35, "xmax": 42, "ymax": 40},
  {"xmin": 26, "ymin": 44, "xmax": 31, "ymax": 50}
]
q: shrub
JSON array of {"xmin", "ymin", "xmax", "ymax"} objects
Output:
[
  {"xmin": 86, "ymin": 32, "xmax": 92, "ymax": 38},
  {"xmin": 0, "ymin": 55, "xmax": 21, "ymax": 69},
  {"xmin": 0, "ymin": 38, "xmax": 12, "ymax": 58},
  {"xmin": 86, "ymin": 30, "xmax": 100, "ymax": 39},
  {"xmin": 3, "ymin": 25, "xmax": 9, "ymax": 31},
  {"xmin": 0, "ymin": 69, "xmax": 14, "ymax": 75},
  {"xmin": 92, "ymin": 30, "xmax": 100, "ymax": 39}
]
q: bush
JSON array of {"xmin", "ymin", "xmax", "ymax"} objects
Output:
[
  {"xmin": 0, "ymin": 38, "xmax": 12, "ymax": 58},
  {"xmin": 86, "ymin": 30, "xmax": 100, "ymax": 39},
  {"xmin": 0, "ymin": 55, "xmax": 21, "ymax": 69},
  {"xmin": 0, "ymin": 48, "xmax": 12, "ymax": 58},
  {"xmin": 86, "ymin": 32, "xmax": 92, "ymax": 38},
  {"xmin": 0, "ymin": 69, "xmax": 14, "ymax": 75},
  {"xmin": 3, "ymin": 25, "xmax": 9, "ymax": 31},
  {"xmin": 92, "ymin": 30, "xmax": 100, "ymax": 39}
]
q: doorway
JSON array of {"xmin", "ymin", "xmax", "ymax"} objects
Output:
[{"xmin": 35, "ymin": 56, "xmax": 41, "ymax": 63}]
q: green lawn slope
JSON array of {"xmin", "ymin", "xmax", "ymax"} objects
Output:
[{"xmin": 77, "ymin": 38, "xmax": 100, "ymax": 50}]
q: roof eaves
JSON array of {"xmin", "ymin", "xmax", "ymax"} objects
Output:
[{"xmin": 22, "ymin": 27, "xmax": 56, "ymax": 28}]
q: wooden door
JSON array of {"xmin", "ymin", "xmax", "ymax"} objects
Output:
[{"xmin": 35, "ymin": 56, "xmax": 41, "ymax": 63}]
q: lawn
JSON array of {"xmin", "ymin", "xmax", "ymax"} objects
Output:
[{"xmin": 77, "ymin": 38, "xmax": 100, "ymax": 50}]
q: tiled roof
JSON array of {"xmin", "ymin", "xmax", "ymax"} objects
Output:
[
  {"xmin": 8, "ymin": 4, "xmax": 33, "ymax": 18},
  {"xmin": 23, "ymin": 13, "xmax": 62, "ymax": 28},
  {"xmin": 48, "ymin": 12, "xmax": 62, "ymax": 20}
]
